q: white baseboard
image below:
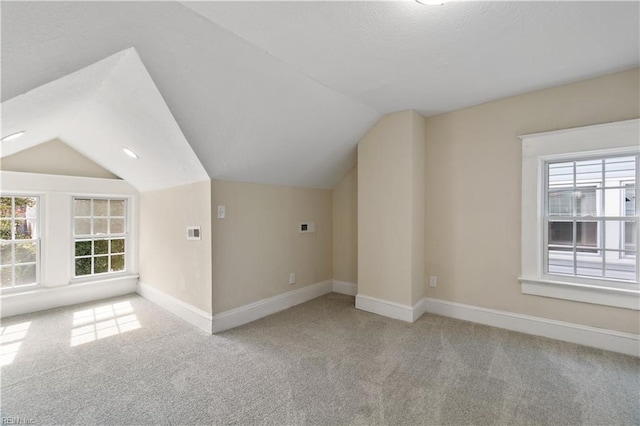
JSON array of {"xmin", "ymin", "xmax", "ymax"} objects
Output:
[
  {"xmin": 1, "ymin": 275, "xmax": 138, "ymax": 318},
  {"xmin": 136, "ymin": 282, "xmax": 212, "ymax": 333},
  {"xmin": 419, "ymin": 297, "xmax": 640, "ymax": 357},
  {"xmin": 355, "ymin": 294, "xmax": 423, "ymax": 323},
  {"xmin": 212, "ymin": 280, "xmax": 333, "ymax": 333},
  {"xmin": 332, "ymin": 280, "xmax": 357, "ymax": 296}
]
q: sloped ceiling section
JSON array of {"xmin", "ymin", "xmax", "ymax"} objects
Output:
[
  {"xmin": 1, "ymin": 1, "xmax": 637, "ymax": 189},
  {"xmin": 0, "ymin": 1, "xmax": 380, "ymax": 189},
  {"xmin": 1, "ymin": 48, "xmax": 210, "ymax": 192},
  {"xmin": 184, "ymin": 1, "xmax": 640, "ymax": 116}
]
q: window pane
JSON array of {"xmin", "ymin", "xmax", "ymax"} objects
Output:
[
  {"xmin": 93, "ymin": 218, "xmax": 108, "ymax": 235},
  {"xmin": 94, "ymin": 256, "xmax": 108, "ymax": 274},
  {"xmin": 15, "ymin": 242, "xmax": 36, "ymax": 264},
  {"xmin": 75, "ymin": 258, "xmax": 92, "ymax": 276},
  {"xmin": 605, "ymin": 252, "xmax": 636, "ymax": 281},
  {"xmin": 111, "ymin": 239, "xmax": 125, "ymax": 254},
  {"xmin": 14, "ymin": 264, "xmax": 36, "ymax": 286},
  {"xmin": 0, "ymin": 220, "xmax": 11, "ymax": 240},
  {"xmin": 548, "ymin": 221, "xmax": 573, "ymax": 246},
  {"xmin": 576, "ymin": 251, "xmax": 603, "ymax": 278},
  {"xmin": 605, "ymin": 156, "xmax": 636, "ymax": 181},
  {"xmin": 576, "ymin": 221, "xmax": 598, "ymax": 251},
  {"xmin": 14, "ymin": 220, "xmax": 33, "ymax": 239},
  {"xmin": 94, "ymin": 240, "xmax": 108, "ymax": 255},
  {"xmin": 0, "ymin": 198, "xmax": 12, "ymax": 218},
  {"xmin": 575, "ymin": 188, "xmax": 597, "ymax": 217},
  {"xmin": 625, "ymin": 185, "xmax": 636, "ymax": 216},
  {"xmin": 111, "ymin": 255, "xmax": 124, "ymax": 272},
  {"xmin": 547, "ymin": 248, "xmax": 574, "ymax": 275},
  {"xmin": 75, "ymin": 218, "xmax": 91, "ymax": 235},
  {"xmin": 93, "ymin": 200, "xmax": 108, "ymax": 217},
  {"xmin": 575, "ymin": 159, "xmax": 602, "ymax": 186},
  {"xmin": 110, "ymin": 219, "xmax": 125, "ymax": 234},
  {"xmin": 1, "ymin": 266, "xmax": 13, "ymax": 288},
  {"xmin": 624, "ymin": 221, "xmax": 637, "ymax": 253},
  {"xmin": 548, "ymin": 190, "xmax": 574, "ymax": 216},
  {"xmin": 548, "ymin": 162, "xmax": 574, "ymax": 188},
  {"xmin": 74, "ymin": 199, "xmax": 91, "ymax": 216},
  {"xmin": 13, "ymin": 198, "xmax": 35, "ymax": 218},
  {"xmin": 110, "ymin": 200, "xmax": 125, "ymax": 217},
  {"xmin": 75, "ymin": 241, "xmax": 91, "ymax": 257},
  {"xmin": 0, "ymin": 243, "xmax": 12, "ymax": 265}
]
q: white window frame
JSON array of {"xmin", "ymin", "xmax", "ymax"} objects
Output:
[
  {"xmin": 71, "ymin": 196, "xmax": 129, "ymax": 280},
  {"xmin": 519, "ymin": 119, "xmax": 640, "ymax": 310},
  {"xmin": 0, "ymin": 194, "xmax": 42, "ymax": 293}
]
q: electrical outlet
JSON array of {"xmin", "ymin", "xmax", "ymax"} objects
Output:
[
  {"xmin": 429, "ymin": 276, "xmax": 437, "ymax": 288},
  {"xmin": 217, "ymin": 205, "xmax": 226, "ymax": 219},
  {"xmin": 289, "ymin": 273, "xmax": 296, "ymax": 285}
]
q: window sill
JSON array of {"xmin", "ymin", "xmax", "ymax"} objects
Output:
[
  {"xmin": 70, "ymin": 272, "xmax": 136, "ymax": 285},
  {"xmin": 1, "ymin": 274, "xmax": 139, "ymax": 318},
  {"xmin": 519, "ymin": 277, "xmax": 639, "ymax": 310}
]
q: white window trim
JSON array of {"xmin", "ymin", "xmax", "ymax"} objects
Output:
[{"xmin": 519, "ymin": 119, "xmax": 640, "ymax": 310}]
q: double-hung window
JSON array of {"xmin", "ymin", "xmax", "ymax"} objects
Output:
[
  {"xmin": 545, "ymin": 156, "xmax": 637, "ymax": 281},
  {"xmin": 520, "ymin": 119, "xmax": 639, "ymax": 310},
  {"xmin": 0, "ymin": 196, "xmax": 39, "ymax": 289},
  {"xmin": 73, "ymin": 198, "xmax": 127, "ymax": 278}
]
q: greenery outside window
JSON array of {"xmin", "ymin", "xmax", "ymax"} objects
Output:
[
  {"xmin": 0, "ymin": 196, "xmax": 39, "ymax": 289},
  {"xmin": 73, "ymin": 198, "xmax": 127, "ymax": 277}
]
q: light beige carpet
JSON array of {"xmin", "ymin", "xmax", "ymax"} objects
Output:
[{"xmin": 1, "ymin": 293, "xmax": 638, "ymax": 425}]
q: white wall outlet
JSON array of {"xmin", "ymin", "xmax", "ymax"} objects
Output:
[
  {"xmin": 289, "ymin": 273, "xmax": 296, "ymax": 284},
  {"xmin": 217, "ymin": 205, "xmax": 226, "ymax": 219},
  {"xmin": 429, "ymin": 276, "xmax": 437, "ymax": 288},
  {"xmin": 187, "ymin": 226, "xmax": 201, "ymax": 240},
  {"xmin": 299, "ymin": 222, "xmax": 315, "ymax": 233}
]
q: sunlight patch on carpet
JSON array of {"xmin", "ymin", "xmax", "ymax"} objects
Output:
[
  {"xmin": 0, "ymin": 321, "xmax": 31, "ymax": 366},
  {"xmin": 71, "ymin": 301, "xmax": 140, "ymax": 347}
]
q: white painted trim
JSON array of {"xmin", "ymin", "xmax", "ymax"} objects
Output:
[
  {"xmin": 420, "ymin": 297, "xmax": 640, "ymax": 357},
  {"xmin": 520, "ymin": 119, "xmax": 640, "ymax": 309},
  {"xmin": 1, "ymin": 275, "xmax": 138, "ymax": 318},
  {"xmin": 212, "ymin": 280, "xmax": 333, "ymax": 333},
  {"xmin": 355, "ymin": 294, "xmax": 424, "ymax": 323},
  {"xmin": 520, "ymin": 278, "xmax": 640, "ymax": 310},
  {"xmin": 136, "ymin": 282, "xmax": 212, "ymax": 333},
  {"xmin": 332, "ymin": 280, "xmax": 357, "ymax": 296}
]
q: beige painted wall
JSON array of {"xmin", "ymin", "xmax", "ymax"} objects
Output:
[
  {"xmin": 139, "ymin": 180, "xmax": 212, "ymax": 314},
  {"xmin": 0, "ymin": 139, "xmax": 120, "ymax": 179},
  {"xmin": 411, "ymin": 111, "xmax": 426, "ymax": 305},
  {"xmin": 425, "ymin": 67, "xmax": 640, "ymax": 334},
  {"xmin": 358, "ymin": 110, "xmax": 425, "ymax": 306},
  {"xmin": 332, "ymin": 167, "xmax": 358, "ymax": 284},
  {"xmin": 211, "ymin": 180, "xmax": 332, "ymax": 314}
]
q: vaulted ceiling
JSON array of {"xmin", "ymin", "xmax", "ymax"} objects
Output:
[{"xmin": 1, "ymin": 1, "xmax": 638, "ymax": 190}]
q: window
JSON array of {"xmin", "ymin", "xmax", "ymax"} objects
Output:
[
  {"xmin": 0, "ymin": 196, "xmax": 39, "ymax": 289},
  {"xmin": 519, "ymin": 119, "xmax": 640, "ymax": 310},
  {"xmin": 545, "ymin": 156, "xmax": 637, "ymax": 282},
  {"xmin": 73, "ymin": 198, "xmax": 127, "ymax": 277}
]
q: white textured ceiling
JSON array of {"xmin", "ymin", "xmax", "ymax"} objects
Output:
[
  {"xmin": 184, "ymin": 0, "xmax": 640, "ymax": 116},
  {"xmin": 2, "ymin": 1, "xmax": 638, "ymax": 189}
]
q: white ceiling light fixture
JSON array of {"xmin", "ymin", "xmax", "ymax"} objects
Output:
[
  {"xmin": 1, "ymin": 131, "xmax": 26, "ymax": 142},
  {"xmin": 122, "ymin": 147, "xmax": 139, "ymax": 159},
  {"xmin": 416, "ymin": 0, "xmax": 447, "ymax": 5}
]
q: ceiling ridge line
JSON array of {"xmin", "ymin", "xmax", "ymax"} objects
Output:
[{"xmin": 176, "ymin": 1, "xmax": 382, "ymax": 117}]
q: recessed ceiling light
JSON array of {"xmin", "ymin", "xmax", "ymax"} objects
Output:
[
  {"xmin": 122, "ymin": 147, "xmax": 139, "ymax": 159},
  {"xmin": 416, "ymin": 0, "xmax": 447, "ymax": 5},
  {"xmin": 1, "ymin": 131, "xmax": 26, "ymax": 142}
]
